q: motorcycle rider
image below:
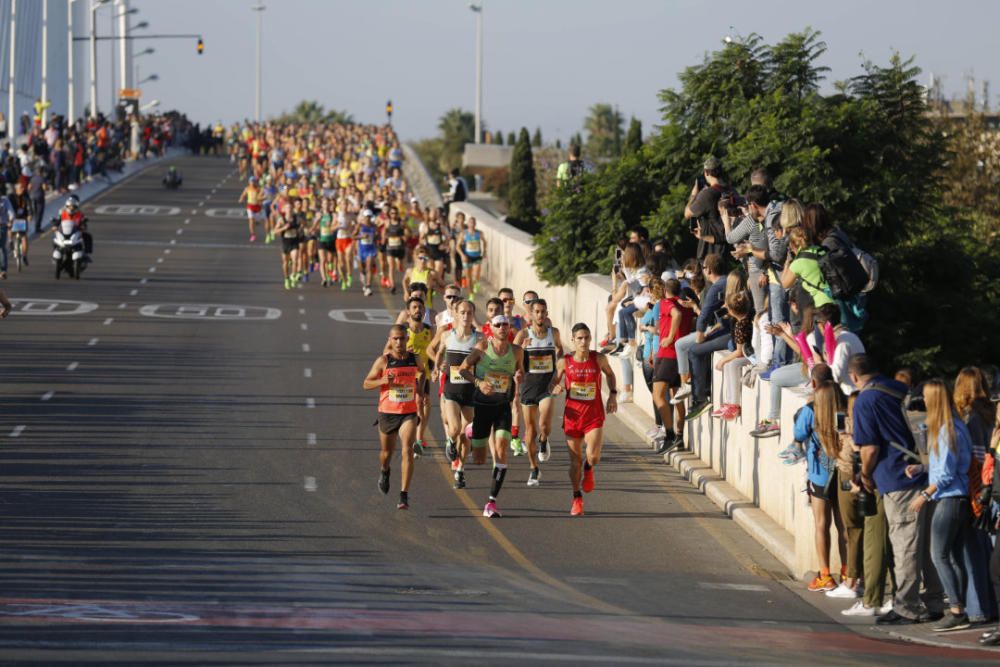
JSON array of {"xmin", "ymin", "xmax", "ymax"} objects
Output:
[
  {"xmin": 163, "ymin": 165, "xmax": 183, "ymax": 188},
  {"xmin": 58, "ymin": 195, "xmax": 93, "ymax": 262}
]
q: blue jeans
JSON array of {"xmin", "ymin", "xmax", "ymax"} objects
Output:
[
  {"xmin": 766, "ymin": 362, "xmax": 808, "ymax": 421},
  {"xmin": 690, "ymin": 331, "xmax": 731, "ymax": 403},
  {"xmin": 617, "ymin": 302, "xmax": 638, "ymax": 341},
  {"xmin": 676, "ymin": 331, "xmax": 699, "ymax": 377},
  {"xmin": 964, "ymin": 528, "xmax": 997, "ymax": 620},
  {"xmin": 618, "ymin": 354, "xmax": 634, "ymax": 389},
  {"xmin": 930, "ymin": 497, "xmax": 971, "ymax": 610},
  {"xmin": 769, "ymin": 283, "xmax": 791, "ymax": 366}
]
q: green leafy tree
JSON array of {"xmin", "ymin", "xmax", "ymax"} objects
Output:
[
  {"xmin": 532, "ymin": 127, "xmax": 543, "ymax": 147},
  {"xmin": 624, "ymin": 117, "xmax": 642, "ymax": 153},
  {"xmin": 495, "ymin": 130, "xmax": 504, "ymax": 145},
  {"xmin": 584, "ymin": 103, "xmax": 624, "ymax": 158},
  {"xmin": 323, "ymin": 108, "xmax": 355, "ymax": 125},
  {"xmin": 508, "ymin": 128, "xmax": 539, "ymax": 232}
]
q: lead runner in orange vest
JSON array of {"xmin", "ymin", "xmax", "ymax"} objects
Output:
[{"xmin": 362, "ymin": 324, "xmax": 425, "ymax": 510}]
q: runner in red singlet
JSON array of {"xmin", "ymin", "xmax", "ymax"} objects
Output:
[{"xmin": 552, "ymin": 323, "xmax": 618, "ymax": 516}]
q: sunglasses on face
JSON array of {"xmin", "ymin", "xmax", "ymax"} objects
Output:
[
  {"xmin": 495, "ymin": 323, "xmax": 510, "ymax": 328},
  {"xmin": 444, "ymin": 294, "xmax": 460, "ymax": 300},
  {"xmin": 418, "ymin": 256, "xmax": 429, "ymax": 261}
]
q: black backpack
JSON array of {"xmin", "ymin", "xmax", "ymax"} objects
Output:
[{"xmin": 798, "ymin": 234, "xmax": 869, "ymax": 299}]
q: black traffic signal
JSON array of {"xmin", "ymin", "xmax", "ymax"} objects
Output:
[{"xmin": 197, "ymin": 38, "xmax": 204, "ymax": 55}]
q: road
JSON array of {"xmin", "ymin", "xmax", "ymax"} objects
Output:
[{"xmin": 0, "ymin": 156, "xmax": 988, "ymax": 665}]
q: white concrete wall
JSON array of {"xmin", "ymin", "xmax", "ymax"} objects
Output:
[{"xmin": 449, "ymin": 200, "xmax": 834, "ymax": 577}]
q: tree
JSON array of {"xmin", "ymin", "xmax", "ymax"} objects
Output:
[
  {"xmin": 532, "ymin": 127, "xmax": 543, "ymax": 147},
  {"xmin": 584, "ymin": 103, "xmax": 624, "ymax": 158},
  {"xmin": 324, "ymin": 108, "xmax": 355, "ymax": 125},
  {"xmin": 507, "ymin": 131, "xmax": 516, "ymax": 146},
  {"xmin": 275, "ymin": 100, "xmax": 354, "ymax": 125},
  {"xmin": 508, "ymin": 128, "xmax": 539, "ymax": 232},
  {"xmin": 555, "ymin": 138, "xmax": 562, "ymax": 149},
  {"xmin": 495, "ymin": 130, "xmax": 504, "ymax": 145},
  {"xmin": 624, "ymin": 117, "xmax": 642, "ymax": 153}
]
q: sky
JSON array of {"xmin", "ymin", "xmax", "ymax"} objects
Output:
[{"xmin": 115, "ymin": 0, "xmax": 1000, "ymax": 142}]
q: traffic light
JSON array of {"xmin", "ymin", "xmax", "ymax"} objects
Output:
[
  {"xmin": 386, "ymin": 100, "xmax": 393, "ymax": 124},
  {"xmin": 196, "ymin": 38, "xmax": 204, "ymax": 55}
]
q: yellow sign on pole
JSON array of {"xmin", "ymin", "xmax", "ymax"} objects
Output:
[{"xmin": 119, "ymin": 88, "xmax": 142, "ymax": 99}]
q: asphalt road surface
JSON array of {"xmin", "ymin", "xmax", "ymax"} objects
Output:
[{"xmin": 0, "ymin": 156, "xmax": 989, "ymax": 666}]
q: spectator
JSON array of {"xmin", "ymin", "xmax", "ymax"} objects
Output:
[
  {"xmin": 802, "ymin": 378, "xmax": 848, "ymax": 593},
  {"xmin": 983, "ymin": 401, "xmax": 1000, "ymax": 646},
  {"xmin": 638, "ymin": 279, "xmax": 664, "ymax": 439},
  {"xmin": 556, "ymin": 143, "xmax": 586, "ymax": 186},
  {"xmin": 906, "ymin": 379, "xmax": 975, "ymax": 632},
  {"xmin": 828, "ymin": 391, "xmax": 866, "ymax": 601},
  {"xmin": 674, "ymin": 253, "xmax": 726, "ymax": 403},
  {"xmin": 711, "ymin": 291, "xmax": 753, "ymax": 421},
  {"xmin": 721, "ymin": 183, "xmax": 771, "ymax": 318},
  {"xmin": 760, "ymin": 199, "xmax": 802, "ymax": 377},
  {"xmin": 684, "ymin": 269, "xmax": 744, "ymax": 420},
  {"xmin": 814, "ymin": 303, "xmax": 865, "ymax": 396},
  {"xmin": 850, "ymin": 353, "xmax": 944, "ymax": 626},
  {"xmin": 651, "ymin": 278, "xmax": 694, "ymax": 453},
  {"xmin": 781, "ymin": 225, "xmax": 833, "ymax": 368},
  {"xmin": 684, "ymin": 156, "xmax": 728, "ymax": 260}
]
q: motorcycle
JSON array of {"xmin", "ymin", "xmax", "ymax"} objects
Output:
[
  {"xmin": 163, "ymin": 169, "xmax": 183, "ymax": 190},
  {"xmin": 52, "ymin": 219, "xmax": 86, "ymax": 280}
]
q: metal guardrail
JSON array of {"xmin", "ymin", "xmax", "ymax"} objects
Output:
[{"xmin": 401, "ymin": 143, "xmax": 444, "ymax": 210}]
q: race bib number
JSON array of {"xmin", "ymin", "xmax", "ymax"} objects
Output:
[
  {"xmin": 336, "ymin": 228, "xmax": 352, "ymax": 239},
  {"xmin": 427, "ymin": 234, "xmax": 442, "ymax": 245},
  {"xmin": 11, "ymin": 220, "xmax": 27, "ymax": 233},
  {"xmin": 389, "ymin": 385, "xmax": 414, "ymax": 403},
  {"xmin": 449, "ymin": 366, "xmax": 469, "ymax": 384},
  {"xmin": 484, "ymin": 372, "xmax": 511, "ymax": 393},
  {"xmin": 528, "ymin": 355, "xmax": 553, "ymax": 374},
  {"xmin": 360, "ymin": 234, "xmax": 374, "ymax": 246},
  {"xmin": 465, "ymin": 239, "xmax": 481, "ymax": 253},
  {"xmin": 569, "ymin": 382, "xmax": 597, "ymax": 401},
  {"xmin": 387, "ymin": 236, "xmax": 403, "ymax": 248}
]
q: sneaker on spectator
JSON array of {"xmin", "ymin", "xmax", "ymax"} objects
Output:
[
  {"xmin": 722, "ymin": 404, "xmax": 741, "ymax": 421},
  {"xmin": 686, "ymin": 400, "xmax": 712, "ymax": 421},
  {"xmin": 933, "ymin": 612, "xmax": 971, "ymax": 632},
  {"xmin": 711, "ymin": 406, "xmax": 728, "ymax": 418},
  {"xmin": 826, "ymin": 583, "xmax": 861, "ymax": 599},
  {"xmin": 671, "ymin": 383, "xmax": 692, "ymax": 404},
  {"xmin": 841, "ymin": 601, "xmax": 877, "ymax": 617},
  {"xmin": 878, "ymin": 600, "xmax": 893, "ymax": 615},
  {"xmin": 751, "ymin": 420, "xmax": 781, "ymax": 438},
  {"xmin": 598, "ymin": 335, "xmax": 614, "ymax": 348},
  {"xmin": 618, "ymin": 390, "xmax": 633, "ymax": 403},
  {"xmin": 777, "ymin": 442, "xmax": 801, "ymax": 459},
  {"xmin": 645, "ymin": 425, "xmax": 662, "ymax": 440},
  {"xmin": 759, "ymin": 361, "xmax": 782, "ymax": 381},
  {"xmin": 807, "ymin": 574, "xmax": 837, "ymax": 592}
]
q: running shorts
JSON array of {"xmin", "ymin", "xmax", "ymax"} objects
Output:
[
  {"xmin": 653, "ymin": 357, "xmax": 680, "ymax": 387},
  {"xmin": 281, "ymin": 237, "xmax": 300, "ymax": 253},
  {"xmin": 358, "ymin": 245, "xmax": 377, "ymax": 262},
  {"xmin": 520, "ymin": 383, "xmax": 552, "ymax": 407},
  {"xmin": 378, "ymin": 412, "xmax": 418, "ymax": 435},
  {"xmin": 335, "ymin": 238, "xmax": 353, "ymax": 253},
  {"xmin": 387, "ymin": 247, "xmax": 405, "ymax": 260},
  {"xmin": 465, "ymin": 256, "xmax": 482, "ymax": 265},
  {"xmin": 471, "ymin": 402, "xmax": 513, "ymax": 443},
  {"xmin": 563, "ymin": 400, "xmax": 605, "ymax": 439},
  {"xmin": 320, "ymin": 237, "xmax": 336, "ymax": 253},
  {"xmin": 428, "ymin": 247, "xmax": 447, "ymax": 262}
]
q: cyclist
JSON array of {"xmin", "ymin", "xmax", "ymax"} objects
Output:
[{"xmin": 9, "ymin": 181, "xmax": 31, "ymax": 267}]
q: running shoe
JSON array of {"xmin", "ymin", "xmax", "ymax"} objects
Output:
[
  {"xmin": 538, "ymin": 438, "xmax": 550, "ymax": 463},
  {"xmin": 807, "ymin": 574, "xmax": 837, "ymax": 592},
  {"xmin": 841, "ymin": 601, "xmax": 877, "ymax": 617},
  {"xmin": 510, "ymin": 437, "xmax": 525, "ymax": 456},
  {"xmin": 390, "ymin": 286, "xmax": 397, "ymax": 295},
  {"xmin": 527, "ymin": 468, "xmax": 541, "ymax": 487},
  {"xmin": 363, "ymin": 286, "xmax": 373, "ymax": 297},
  {"xmin": 685, "ymin": 400, "xmax": 712, "ymax": 421},
  {"xmin": 483, "ymin": 500, "xmax": 502, "ymax": 518},
  {"xmin": 397, "ymin": 492, "xmax": 409, "ymax": 510},
  {"xmin": 341, "ymin": 280, "xmax": 347, "ymax": 291},
  {"xmin": 445, "ymin": 438, "xmax": 457, "ymax": 462},
  {"xmin": 750, "ymin": 420, "xmax": 781, "ymax": 438},
  {"xmin": 582, "ymin": 466, "xmax": 595, "ymax": 493},
  {"xmin": 571, "ymin": 496, "xmax": 584, "ymax": 516},
  {"xmin": 711, "ymin": 406, "xmax": 728, "ymax": 418},
  {"xmin": 413, "ymin": 440, "xmax": 426, "ymax": 458},
  {"xmin": 722, "ymin": 404, "xmax": 741, "ymax": 421},
  {"xmin": 759, "ymin": 361, "xmax": 782, "ymax": 381},
  {"xmin": 777, "ymin": 442, "xmax": 801, "ymax": 459},
  {"xmin": 249, "ymin": 234, "xmax": 257, "ymax": 242},
  {"xmin": 655, "ymin": 433, "xmax": 678, "ymax": 455},
  {"xmin": 826, "ymin": 583, "xmax": 860, "ymax": 599},
  {"xmin": 347, "ymin": 275, "xmax": 353, "ymax": 288},
  {"xmin": 645, "ymin": 425, "xmax": 662, "ymax": 440},
  {"xmin": 378, "ymin": 469, "xmax": 390, "ymax": 495},
  {"xmin": 283, "ymin": 277, "xmax": 291, "ymax": 290},
  {"xmin": 453, "ymin": 470, "xmax": 466, "ymax": 489},
  {"xmin": 670, "ymin": 384, "xmax": 692, "ymax": 404}
]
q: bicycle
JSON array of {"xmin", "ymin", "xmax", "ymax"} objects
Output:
[{"xmin": 10, "ymin": 219, "xmax": 28, "ymax": 272}]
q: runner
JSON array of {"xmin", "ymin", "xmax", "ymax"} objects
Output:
[
  {"xmin": 513, "ymin": 298, "xmax": 564, "ymax": 485},
  {"xmin": 362, "ymin": 324, "xmax": 424, "ymax": 510},
  {"xmin": 403, "ymin": 247, "xmax": 446, "ymax": 309},
  {"xmin": 335, "ymin": 205, "xmax": 356, "ymax": 290},
  {"xmin": 316, "ymin": 199, "xmax": 336, "ymax": 287},
  {"xmin": 271, "ymin": 202, "xmax": 300, "ymax": 290},
  {"xmin": 383, "ymin": 206, "xmax": 408, "ymax": 293},
  {"xmin": 394, "ymin": 283, "xmax": 437, "ymax": 327},
  {"xmin": 458, "ymin": 315, "xmax": 526, "ymax": 518},
  {"xmin": 354, "ymin": 207, "xmax": 379, "ymax": 296},
  {"xmin": 652, "ymin": 278, "xmax": 695, "ymax": 453},
  {"xmin": 421, "ymin": 208, "xmax": 450, "ymax": 281},
  {"xmin": 403, "ymin": 297, "xmax": 434, "ymax": 457},
  {"xmin": 238, "ymin": 176, "xmax": 263, "ymax": 242},
  {"xmin": 459, "ymin": 216, "xmax": 486, "ymax": 294},
  {"xmin": 431, "ymin": 299, "xmax": 481, "ymax": 489},
  {"xmin": 552, "ymin": 323, "xmax": 618, "ymax": 516}
]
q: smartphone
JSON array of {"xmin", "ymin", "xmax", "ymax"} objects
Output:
[
  {"xmin": 835, "ymin": 412, "xmax": 847, "ymax": 433},
  {"xmin": 689, "ymin": 219, "xmax": 698, "ymax": 233}
]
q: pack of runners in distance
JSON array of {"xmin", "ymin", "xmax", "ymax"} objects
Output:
[{"xmin": 233, "ymin": 121, "xmax": 487, "ymax": 296}]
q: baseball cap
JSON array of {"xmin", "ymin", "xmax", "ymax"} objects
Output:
[
  {"xmin": 661, "ymin": 269, "xmax": 677, "ymax": 282},
  {"xmin": 703, "ymin": 156, "xmax": 721, "ymax": 171},
  {"xmin": 490, "ymin": 315, "xmax": 510, "ymax": 326}
]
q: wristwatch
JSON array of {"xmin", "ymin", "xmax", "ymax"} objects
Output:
[{"xmin": 920, "ymin": 490, "xmax": 932, "ymax": 502}]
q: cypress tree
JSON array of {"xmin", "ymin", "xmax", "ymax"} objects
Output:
[
  {"xmin": 508, "ymin": 127, "xmax": 539, "ymax": 230},
  {"xmin": 624, "ymin": 117, "xmax": 643, "ymax": 153},
  {"xmin": 507, "ymin": 131, "xmax": 516, "ymax": 146},
  {"xmin": 532, "ymin": 127, "xmax": 543, "ymax": 147},
  {"xmin": 495, "ymin": 130, "xmax": 504, "ymax": 145}
]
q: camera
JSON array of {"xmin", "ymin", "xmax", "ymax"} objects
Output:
[
  {"xmin": 720, "ymin": 191, "xmax": 747, "ymax": 218},
  {"xmin": 835, "ymin": 412, "xmax": 847, "ymax": 433},
  {"xmin": 852, "ymin": 451, "xmax": 878, "ymax": 517}
]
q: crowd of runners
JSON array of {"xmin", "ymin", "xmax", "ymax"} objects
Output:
[{"xmin": 231, "ymin": 121, "xmax": 611, "ymax": 518}]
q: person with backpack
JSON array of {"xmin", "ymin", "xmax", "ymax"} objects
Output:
[{"xmin": 781, "ymin": 226, "xmax": 831, "ymax": 368}]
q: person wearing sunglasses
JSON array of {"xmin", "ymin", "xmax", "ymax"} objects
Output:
[
  {"xmin": 458, "ymin": 315, "xmax": 526, "ymax": 518},
  {"xmin": 403, "ymin": 247, "xmax": 446, "ymax": 310}
]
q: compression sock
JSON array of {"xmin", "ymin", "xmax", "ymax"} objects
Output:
[
  {"xmin": 490, "ymin": 463, "xmax": 507, "ymax": 499},
  {"xmin": 584, "ymin": 461, "xmax": 593, "ymax": 471},
  {"xmin": 823, "ymin": 321, "xmax": 836, "ymax": 364}
]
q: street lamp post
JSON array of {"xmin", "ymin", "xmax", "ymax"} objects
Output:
[
  {"xmin": 252, "ymin": 4, "xmax": 265, "ymax": 123},
  {"xmin": 132, "ymin": 47, "xmax": 153, "ymax": 90},
  {"xmin": 7, "ymin": 0, "xmax": 15, "ymax": 137},
  {"xmin": 90, "ymin": 0, "xmax": 111, "ymax": 119},
  {"xmin": 469, "ymin": 2, "xmax": 483, "ymax": 144},
  {"xmin": 67, "ymin": 0, "xmax": 74, "ymax": 121},
  {"xmin": 41, "ymin": 0, "xmax": 48, "ymax": 125}
]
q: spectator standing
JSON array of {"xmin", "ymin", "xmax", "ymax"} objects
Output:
[
  {"xmin": 851, "ymin": 353, "xmax": 944, "ymax": 626},
  {"xmin": 684, "ymin": 156, "xmax": 728, "ymax": 260},
  {"xmin": 674, "ymin": 253, "xmax": 726, "ymax": 403},
  {"xmin": 28, "ymin": 170, "xmax": 45, "ymax": 234}
]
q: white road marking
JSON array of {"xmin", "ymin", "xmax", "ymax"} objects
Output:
[
  {"xmin": 129, "ymin": 289, "xmax": 138, "ymax": 296},
  {"xmin": 303, "ymin": 368, "xmax": 312, "ymax": 378},
  {"xmin": 306, "ymin": 398, "xmax": 316, "ymax": 409},
  {"xmin": 87, "ymin": 338, "xmax": 98, "ymax": 346},
  {"xmin": 697, "ymin": 582, "xmax": 770, "ymax": 592},
  {"xmin": 103, "ymin": 318, "xmax": 114, "ymax": 325},
  {"xmin": 9, "ymin": 425, "xmax": 25, "ymax": 437},
  {"xmin": 170, "ymin": 239, "xmax": 177, "ymax": 245},
  {"xmin": 41, "ymin": 391, "xmax": 54, "ymax": 402},
  {"xmin": 66, "ymin": 362, "xmax": 79, "ymax": 372},
  {"xmin": 148, "ymin": 267, "xmax": 156, "ymax": 273},
  {"xmin": 211, "ymin": 189, "xmax": 217, "ymax": 194},
  {"xmin": 197, "ymin": 202, "xmax": 204, "ymax": 207},
  {"xmin": 140, "ymin": 278, "xmax": 148, "ymax": 284},
  {"xmin": 297, "ymin": 295, "xmax": 304, "ymax": 302},
  {"xmin": 307, "ymin": 433, "xmax": 317, "ymax": 446},
  {"xmin": 298, "ymin": 308, "xmax": 306, "ymax": 315},
  {"xmin": 190, "ymin": 210, "xmax": 196, "ymax": 215},
  {"xmin": 176, "ymin": 229, "xmax": 184, "ymax": 235},
  {"xmin": 300, "ymin": 323, "xmax": 308, "ymax": 331},
  {"xmin": 117, "ymin": 303, "xmax": 126, "ymax": 309},
  {"xmin": 164, "ymin": 249, "xmax": 172, "ymax": 255},
  {"xmin": 303, "ymin": 476, "xmax": 317, "ymax": 492},
  {"xmin": 302, "ymin": 343, "xmax": 310, "ymax": 352},
  {"xmin": 184, "ymin": 218, "xmax": 191, "ymax": 224},
  {"xmin": 156, "ymin": 257, "xmax": 164, "ymax": 264}
]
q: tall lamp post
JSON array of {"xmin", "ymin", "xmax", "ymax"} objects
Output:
[
  {"xmin": 132, "ymin": 47, "xmax": 153, "ymax": 90},
  {"xmin": 90, "ymin": 0, "xmax": 111, "ymax": 119},
  {"xmin": 8, "ymin": 0, "xmax": 16, "ymax": 135},
  {"xmin": 252, "ymin": 3, "xmax": 265, "ymax": 123},
  {"xmin": 468, "ymin": 2, "xmax": 483, "ymax": 144}
]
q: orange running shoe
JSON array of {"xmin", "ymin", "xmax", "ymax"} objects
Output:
[
  {"xmin": 571, "ymin": 496, "xmax": 584, "ymax": 516},
  {"xmin": 807, "ymin": 574, "xmax": 837, "ymax": 592},
  {"xmin": 451, "ymin": 459, "xmax": 460, "ymax": 471},
  {"xmin": 582, "ymin": 467, "xmax": 595, "ymax": 493}
]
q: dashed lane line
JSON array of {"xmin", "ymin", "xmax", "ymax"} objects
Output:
[
  {"xmin": 164, "ymin": 249, "xmax": 172, "ymax": 255},
  {"xmin": 103, "ymin": 318, "xmax": 114, "ymax": 325},
  {"xmin": 307, "ymin": 433, "xmax": 317, "ymax": 446},
  {"xmin": 9, "ymin": 425, "xmax": 25, "ymax": 437},
  {"xmin": 300, "ymin": 323, "xmax": 308, "ymax": 331},
  {"xmin": 156, "ymin": 257, "xmax": 164, "ymax": 264},
  {"xmin": 304, "ymin": 476, "xmax": 318, "ymax": 492},
  {"xmin": 302, "ymin": 343, "xmax": 310, "ymax": 353},
  {"xmin": 66, "ymin": 362, "xmax": 79, "ymax": 372},
  {"xmin": 87, "ymin": 338, "xmax": 99, "ymax": 346},
  {"xmin": 117, "ymin": 303, "xmax": 126, "ymax": 309},
  {"xmin": 305, "ymin": 398, "xmax": 316, "ymax": 409},
  {"xmin": 298, "ymin": 308, "xmax": 306, "ymax": 315},
  {"xmin": 140, "ymin": 278, "xmax": 148, "ymax": 284},
  {"xmin": 40, "ymin": 391, "xmax": 54, "ymax": 402},
  {"xmin": 148, "ymin": 267, "xmax": 157, "ymax": 273},
  {"xmin": 129, "ymin": 289, "xmax": 138, "ymax": 296},
  {"xmin": 303, "ymin": 368, "xmax": 312, "ymax": 378}
]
